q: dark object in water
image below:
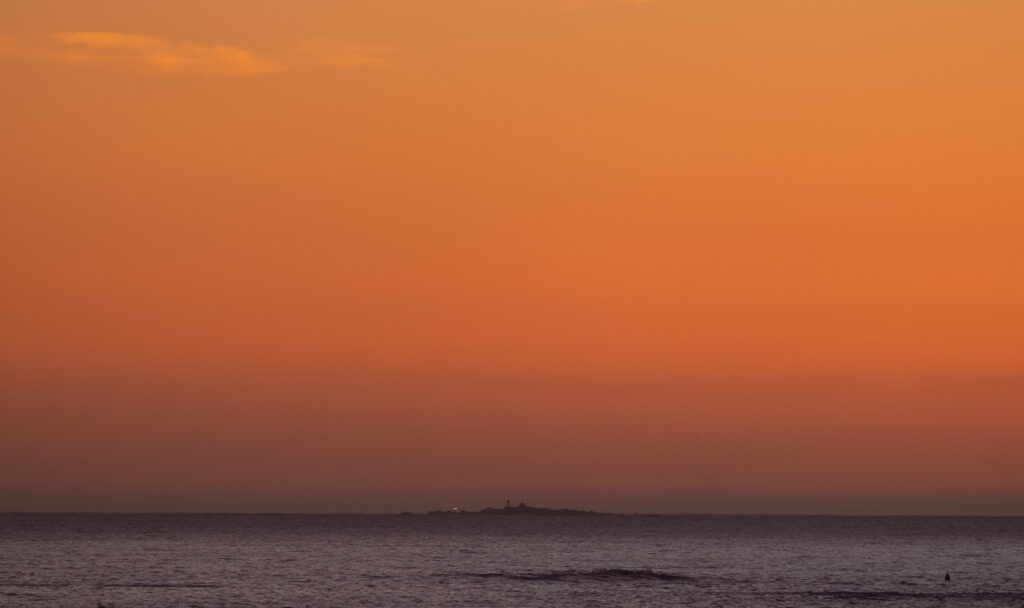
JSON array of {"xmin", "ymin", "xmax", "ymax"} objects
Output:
[{"xmin": 945, "ymin": 571, "xmax": 951, "ymax": 581}]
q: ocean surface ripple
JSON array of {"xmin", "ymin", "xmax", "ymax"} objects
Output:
[{"xmin": 2, "ymin": 513, "xmax": 1023, "ymax": 607}]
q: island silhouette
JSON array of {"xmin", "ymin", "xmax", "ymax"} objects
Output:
[{"xmin": 426, "ymin": 502, "xmax": 601, "ymax": 516}]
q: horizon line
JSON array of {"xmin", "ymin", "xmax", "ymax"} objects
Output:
[{"xmin": 5, "ymin": 510, "xmax": 1024, "ymax": 518}]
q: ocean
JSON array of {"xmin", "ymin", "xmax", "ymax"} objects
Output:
[{"xmin": 2, "ymin": 513, "xmax": 1023, "ymax": 607}]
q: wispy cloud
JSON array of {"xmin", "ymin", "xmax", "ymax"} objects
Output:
[
  {"xmin": 294, "ymin": 38, "xmax": 393, "ymax": 69},
  {"xmin": 0, "ymin": 32, "xmax": 392, "ymax": 76}
]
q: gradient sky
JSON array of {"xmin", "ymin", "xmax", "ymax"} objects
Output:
[{"xmin": 2, "ymin": 0, "xmax": 1023, "ymax": 514}]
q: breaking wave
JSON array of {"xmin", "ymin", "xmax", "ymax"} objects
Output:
[
  {"xmin": 101, "ymin": 583, "xmax": 221, "ymax": 589},
  {"xmin": 810, "ymin": 590, "xmax": 1024, "ymax": 602},
  {"xmin": 463, "ymin": 568, "xmax": 694, "ymax": 583}
]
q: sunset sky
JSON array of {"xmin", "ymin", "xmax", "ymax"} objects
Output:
[{"xmin": 2, "ymin": 0, "xmax": 1023, "ymax": 514}]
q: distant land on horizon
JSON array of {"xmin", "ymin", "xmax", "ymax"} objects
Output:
[
  {"xmin": 5, "ymin": 506, "xmax": 1024, "ymax": 517},
  {"xmin": 422, "ymin": 502, "xmax": 602, "ymax": 516}
]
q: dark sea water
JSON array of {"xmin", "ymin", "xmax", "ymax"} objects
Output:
[{"xmin": 2, "ymin": 513, "xmax": 1023, "ymax": 607}]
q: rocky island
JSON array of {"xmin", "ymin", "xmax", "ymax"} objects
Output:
[{"xmin": 426, "ymin": 502, "xmax": 601, "ymax": 516}]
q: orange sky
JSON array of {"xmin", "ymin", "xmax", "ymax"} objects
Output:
[{"xmin": 2, "ymin": 0, "xmax": 1023, "ymax": 514}]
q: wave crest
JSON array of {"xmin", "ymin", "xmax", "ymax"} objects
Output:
[{"xmin": 466, "ymin": 568, "xmax": 693, "ymax": 582}]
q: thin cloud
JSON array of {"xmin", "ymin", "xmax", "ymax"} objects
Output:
[
  {"xmin": 0, "ymin": 32, "xmax": 392, "ymax": 76},
  {"xmin": 44, "ymin": 31, "xmax": 280, "ymax": 75},
  {"xmin": 294, "ymin": 38, "xmax": 393, "ymax": 68}
]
